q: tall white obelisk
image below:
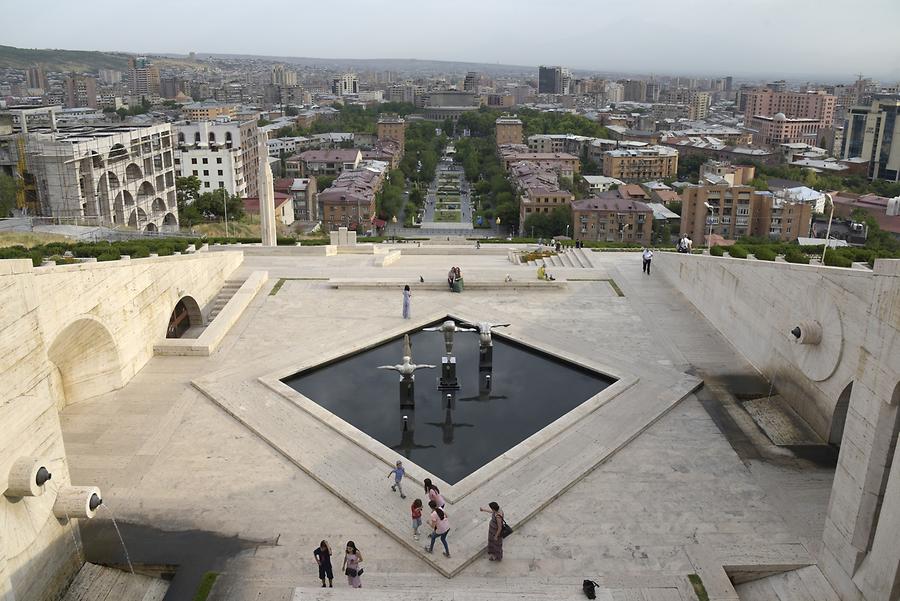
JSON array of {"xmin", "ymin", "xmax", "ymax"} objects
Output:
[{"xmin": 258, "ymin": 135, "xmax": 277, "ymax": 247}]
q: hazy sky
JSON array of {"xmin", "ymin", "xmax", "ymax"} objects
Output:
[{"xmin": 5, "ymin": 0, "xmax": 900, "ymax": 80}]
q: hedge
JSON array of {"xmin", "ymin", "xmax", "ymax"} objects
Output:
[
  {"xmin": 784, "ymin": 250, "xmax": 810, "ymax": 264},
  {"xmin": 709, "ymin": 245, "xmax": 725, "ymax": 257},
  {"xmin": 727, "ymin": 245, "xmax": 748, "ymax": 259},
  {"xmin": 752, "ymin": 247, "xmax": 777, "ymax": 261},
  {"xmin": 823, "ymin": 251, "xmax": 853, "ymax": 268},
  {"xmin": 0, "ymin": 238, "xmax": 204, "ymax": 266}
]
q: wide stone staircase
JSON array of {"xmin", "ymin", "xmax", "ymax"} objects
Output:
[
  {"xmin": 207, "ymin": 279, "xmax": 244, "ymax": 322},
  {"xmin": 526, "ymin": 248, "xmax": 595, "ymax": 269}
]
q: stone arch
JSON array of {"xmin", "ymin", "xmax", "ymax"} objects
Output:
[
  {"xmin": 166, "ymin": 296, "xmax": 203, "ymax": 338},
  {"xmin": 830, "ymin": 382, "xmax": 853, "ymax": 445},
  {"xmin": 225, "ymin": 131, "xmax": 233, "ymax": 145},
  {"xmin": 125, "ymin": 162, "xmax": 142, "ymax": 181},
  {"xmin": 178, "ymin": 132, "xmax": 185, "ymax": 144},
  {"xmin": 194, "ymin": 131, "xmax": 201, "ymax": 144},
  {"xmin": 144, "ymin": 222, "xmax": 158, "ymax": 232},
  {"xmin": 152, "ymin": 197, "xmax": 166, "ymax": 212},
  {"xmin": 108, "ymin": 143, "xmax": 128, "ymax": 163},
  {"xmin": 128, "ymin": 207, "xmax": 148, "ymax": 228},
  {"xmin": 162, "ymin": 213, "xmax": 178, "ymax": 232},
  {"xmin": 104, "ymin": 171, "xmax": 120, "ymax": 189},
  {"xmin": 137, "ymin": 181, "xmax": 155, "ymax": 202},
  {"xmin": 208, "ymin": 131, "xmax": 216, "ymax": 144},
  {"xmin": 47, "ymin": 316, "xmax": 123, "ymax": 406},
  {"xmin": 86, "ymin": 150, "xmax": 104, "ymax": 170}
]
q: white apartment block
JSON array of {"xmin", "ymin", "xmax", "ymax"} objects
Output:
[{"xmin": 174, "ymin": 118, "xmax": 260, "ymax": 197}]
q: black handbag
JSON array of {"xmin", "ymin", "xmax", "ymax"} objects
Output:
[
  {"xmin": 345, "ymin": 568, "xmax": 357, "ymax": 577},
  {"xmin": 582, "ymin": 579, "xmax": 599, "ymax": 599},
  {"xmin": 500, "ymin": 519, "xmax": 513, "ymax": 538}
]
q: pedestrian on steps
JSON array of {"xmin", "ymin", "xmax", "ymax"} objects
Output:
[{"xmin": 402, "ymin": 285, "xmax": 411, "ymax": 319}]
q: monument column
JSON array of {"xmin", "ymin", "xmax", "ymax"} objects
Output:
[{"xmin": 257, "ymin": 136, "xmax": 277, "ymax": 247}]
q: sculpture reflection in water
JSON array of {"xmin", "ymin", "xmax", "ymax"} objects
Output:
[
  {"xmin": 426, "ymin": 391, "xmax": 474, "ymax": 445},
  {"xmin": 391, "ymin": 414, "xmax": 436, "ymax": 459}
]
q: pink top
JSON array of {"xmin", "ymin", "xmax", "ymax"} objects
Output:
[
  {"xmin": 427, "ymin": 488, "xmax": 445, "ymax": 507},
  {"xmin": 411, "ymin": 504, "xmax": 422, "ymax": 519},
  {"xmin": 430, "ymin": 510, "xmax": 450, "ymax": 534}
]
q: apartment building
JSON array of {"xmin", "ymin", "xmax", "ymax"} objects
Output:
[
  {"xmin": 127, "ymin": 57, "xmax": 160, "ymax": 96},
  {"xmin": 743, "ymin": 89, "xmax": 836, "ymax": 127},
  {"xmin": 183, "ymin": 101, "xmax": 237, "ymax": 121},
  {"xmin": 689, "ymin": 92, "xmax": 710, "ymax": 120},
  {"xmin": 286, "ymin": 149, "xmax": 362, "ymax": 178},
  {"xmin": 842, "ymin": 99, "xmax": 900, "ymax": 182},
  {"xmin": 274, "ymin": 177, "xmax": 318, "ymax": 221},
  {"xmin": 332, "ymin": 74, "xmax": 359, "ymax": 96},
  {"xmin": 318, "ymin": 164, "xmax": 385, "ymax": 230},
  {"xmin": 748, "ymin": 113, "xmax": 820, "ymax": 146},
  {"xmin": 680, "ymin": 184, "xmax": 812, "ymax": 243},
  {"xmin": 173, "ymin": 118, "xmax": 260, "ymax": 197},
  {"xmin": 63, "ymin": 75, "xmax": 97, "ymax": 109},
  {"xmin": 509, "ymin": 161, "xmax": 574, "ymax": 233},
  {"xmin": 498, "ymin": 145, "xmax": 579, "ymax": 177},
  {"xmin": 571, "ymin": 192, "xmax": 653, "ymax": 245},
  {"xmin": 377, "ymin": 114, "xmax": 406, "ymax": 154},
  {"xmin": 699, "ymin": 160, "xmax": 755, "ymax": 186},
  {"xmin": 602, "ymin": 146, "xmax": 678, "ymax": 182},
  {"xmin": 495, "ymin": 115, "xmax": 524, "ymax": 146}
]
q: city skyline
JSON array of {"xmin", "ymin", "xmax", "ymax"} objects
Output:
[{"xmin": 3, "ymin": 0, "xmax": 900, "ymax": 80}]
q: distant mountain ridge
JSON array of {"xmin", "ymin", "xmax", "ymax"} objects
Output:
[{"xmin": 0, "ymin": 45, "xmax": 130, "ymax": 72}]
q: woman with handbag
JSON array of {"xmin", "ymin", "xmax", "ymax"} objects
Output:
[
  {"xmin": 480, "ymin": 502, "xmax": 508, "ymax": 561},
  {"xmin": 341, "ymin": 541, "xmax": 363, "ymax": 588}
]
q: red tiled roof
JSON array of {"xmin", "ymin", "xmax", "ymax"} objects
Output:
[{"xmin": 243, "ymin": 192, "xmax": 291, "ymax": 213}]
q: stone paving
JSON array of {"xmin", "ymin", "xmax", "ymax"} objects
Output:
[{"xmin": 59, "ymin": 247, "xmax": 837, "ymax": 600}]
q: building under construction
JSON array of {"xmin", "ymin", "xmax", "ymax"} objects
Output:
[{"xmin": 0, "ymin": 106, "xmax": 179, "ymax": 231}]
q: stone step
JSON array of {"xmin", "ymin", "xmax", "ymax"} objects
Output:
[
  {"xmin": 567, "ymin": 250, "xmax": 586, "ymax": 268},
  {"xmin": 733, "ymin": 566, "xmax": 839, "ymax": 601},
  {"xmin": 559, "ymin": 252, "xmax": 575, "ymax": 268}
]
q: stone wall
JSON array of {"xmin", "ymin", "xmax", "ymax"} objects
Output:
[
  {"xmin": 658, "ymin": 252, "xmax": 900, "ymax": 601},
  {"xmin": 656, "ymin": 252, "xmax": 874, "ymax": 439},
  {"xmin": 0, "ymin": 251, "xmax": 242, "ymax": 601}
]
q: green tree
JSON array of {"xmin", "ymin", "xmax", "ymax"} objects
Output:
[{"xmin": 0, "ymin": 172, "xmax": 21, "ymax": 217}]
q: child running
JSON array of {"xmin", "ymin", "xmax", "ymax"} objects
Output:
[{"xmin": 388, "ymin": 460, "xmax": 407, "ymax": 499}]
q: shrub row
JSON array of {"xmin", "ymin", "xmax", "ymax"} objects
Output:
[{"xmin": 0, "ymin": 238, "xmax": 204, "ymax": 266}]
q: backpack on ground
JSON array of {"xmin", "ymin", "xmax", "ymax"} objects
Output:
[{"xmin": 582, "ymin": 579, "xmax": 599, "ymax": 599}]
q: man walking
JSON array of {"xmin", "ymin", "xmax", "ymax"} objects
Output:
[{"xmin": 642, "ymin": 248, "xmax": 653, "ymax": 275}]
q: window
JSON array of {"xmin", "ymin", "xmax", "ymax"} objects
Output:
[
  {"xmin": 203, "ymin": 170, "xmax": 209, "ymax": 176},
  {"xmin": 191, "ymin": 158, "xmax": 197, "ymax": 164},
  {"xmin": 202, "ymin": 158, "xmax": 208, "ymax": 164},
  {"xmin": 174, "ymin": 158, "xmax": 181, "ymax": 164},
  {"xmin": 204, "ymin": 182, "xmax": 210, "ymax": 188},
  {"xmin": 218, "ymin": 170, "xmax": 223, "ymax": 176},
  {"xmin": 192, "ymin": 170, "xmax": 198, "ymax": 176},
  {"xmin": 218, "ymin": 182, "xmax": 225, "ymax": 188},
  {"xmin": 217, "ymin": 158, "xmax": 222, "ymax": 164}
]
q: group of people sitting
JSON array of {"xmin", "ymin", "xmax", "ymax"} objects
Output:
[
  {"xmin": 447, "ymin": 266, "xmax": 463, "ymax": 291},
  {"xmin": 676, "ymin": 235, "xmax": 694, "ymax": 253}
]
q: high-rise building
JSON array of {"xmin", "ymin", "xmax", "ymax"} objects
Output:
[
  {"xmin": 724, "ymin": 76, "xmax": 734, "ymax": 92},
  {"xmin": 332, "ymin": 74, "xmax": 359, "ymax": 96},
  {"xmin": 622, "ymin": 80, "xmax": 647, "ymax": 103},
  {"xmin": 689, "ymin": 92, "xmax": 711, "ymax": 120},
  {"xmin": 842, "ymin": 99, "xmax": 900, "ymax": 182},
  {"xmin": 26, "ymin": 66, "xmax": 48, "ymax": 91},
  {"xmin": 271, "ymin": 65, "xmax": 297, "ymax": 87},
  {"xmin": 538, "ymin": 66, "xmax": 563, "ymax": 94},
  {"xmin": 463, "ymin": 72, "xmax": 478, "ymax": 92},
  {"xmin": 127, "ymin": 57, "xmax": 160, "ymax": 96},
  {"xmin": 63, "ymin": 75, "xmax": 98, "ymax": 109},
  {"xmin": 160, "ymin": 77, "xmax": 185, "ymax": 99},
  {"xmin": 99, "ymin": 69, "xmax": 122, "ymax": 85}
]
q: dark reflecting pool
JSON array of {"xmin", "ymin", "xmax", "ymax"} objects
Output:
[{"xmin": 281, "ymin": 318, "xmax": 615, "ymax": 484}]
